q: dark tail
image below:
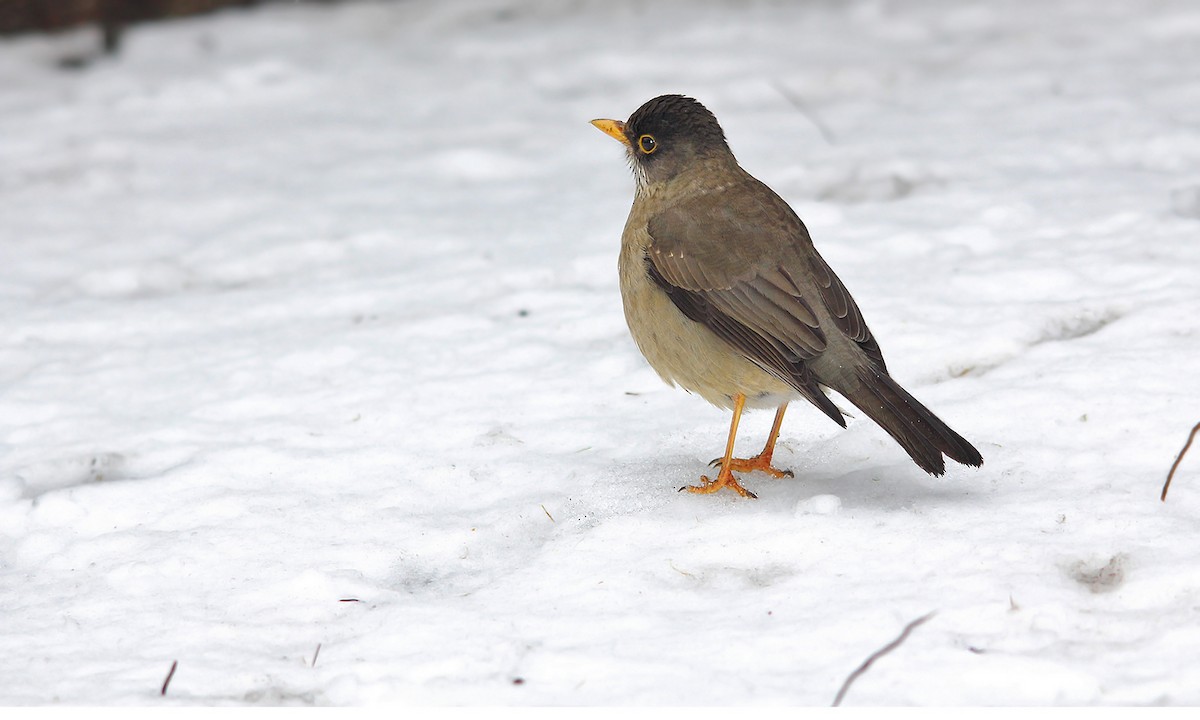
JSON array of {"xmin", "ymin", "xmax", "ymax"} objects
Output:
[{"xmin": 840, "ymin": 365, "xmax": 983, "ymax": 476}]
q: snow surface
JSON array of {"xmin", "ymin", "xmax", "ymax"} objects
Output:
[{"xmin": 2, "ymin": 0, "xmax": 1199, "ymax": 706}]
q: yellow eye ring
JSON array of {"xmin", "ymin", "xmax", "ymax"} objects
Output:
[{"xmin": 638, "ymin": 134, "xmax": 657, "ymax": 154}]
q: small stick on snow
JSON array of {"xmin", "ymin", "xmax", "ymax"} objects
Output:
[
  {"xmin": 832, "ymin": 612, "xmax": 935, "ymax": 707},
  {"xmin": 311, "ymin": 643, "xmax": 322, "ymax": 668},
  {"xmin": 541, "ymin": 504, "xmax": 555, "ymax": 523},
  {"xmin": 1162, "ymin": 421, "xmax": 1200, "ymax": 501},
  {"xmin": 160, "ymin": 660, "xmax": 178, "ymax": 696},
  {"xmin": 771, "ymin": 80, "xmax": 836, "ymax": 145}
]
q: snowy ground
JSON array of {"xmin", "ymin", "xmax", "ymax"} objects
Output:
[{"xmin": 2, "ymin": 0, "xmax": 1199, "ymax": 706}]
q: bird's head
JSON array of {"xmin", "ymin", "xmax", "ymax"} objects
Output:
[{"xmin": 591, "ymin": 95, "xmax": 732, "ymax": 189}]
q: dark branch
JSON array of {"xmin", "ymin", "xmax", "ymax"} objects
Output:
[
  {"xmin": 832, "ymin": 612, "xmax": 935, "ymax": 706},
  {"xmin": 1162, "ymin": 421, "xmax": 1199, "ymax": 501},
  {"xmin": 160, "ymin": 660, "xmax": 178, "ymax": 696}
]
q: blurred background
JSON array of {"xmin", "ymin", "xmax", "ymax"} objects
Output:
[
  {"xmin": 1, "ymin": 0, "xmax": 264, "ymax": 33},
  {"xmin": 1, "ymin": 0, "xmax": 289, "ymax": 58}
]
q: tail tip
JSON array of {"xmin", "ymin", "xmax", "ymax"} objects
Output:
[{"xmin": 918, "ymin": 446, "xmax": 983, "ymax": 476}]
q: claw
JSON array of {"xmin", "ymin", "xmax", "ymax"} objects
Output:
[{"xmin": 685, "ymin": 472, "xmax": 757, "ymax": 499}]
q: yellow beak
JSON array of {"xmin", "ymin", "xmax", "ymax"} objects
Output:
[{"xmin": 590, "ymin": 118, "xmax": 630, "ymax": 146}]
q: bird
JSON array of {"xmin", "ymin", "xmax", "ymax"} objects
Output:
[{"xmin": 591, "ymin": 94, "xmax": 982, "ymax": 498}]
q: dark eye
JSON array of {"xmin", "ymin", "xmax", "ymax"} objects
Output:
[{"xmin": 638, "ymin": 134, "xmax": 657, "ymax": 154}]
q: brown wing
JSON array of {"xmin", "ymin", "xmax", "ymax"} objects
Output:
[
  {"xmin": 808, "ymin": 251, "xmax": 885, "ymax": 370},
  {"xmin": 645, "ymin": 176, "xmax": 884, "ymax": 423}
]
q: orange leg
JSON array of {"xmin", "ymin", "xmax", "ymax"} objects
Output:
[
  {"xmin": 709, "ymin": 403, "xmax": 794, "ymax": 479},
  {"xmin": 686, "ymin": 393, "xmax": 757, "ymax": 498}
]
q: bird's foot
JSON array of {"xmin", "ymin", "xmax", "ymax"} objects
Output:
[
  {"xmin": 708, "ymin": 453, "xmax": 794, "ymax": 479},
  {"xmin": 683, "ymin": 466, "xmax": 757, "ymax": 499}
]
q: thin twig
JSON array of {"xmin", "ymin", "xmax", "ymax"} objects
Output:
[
  {"xmin": 1162, "ymin": 421, "xmax": 1200, "ymax": 501},
  {"xmin": 311, "ymin": 643, "xmax": 322, "ymax": 668},
  {"xmin": 771, "ymin": 80, "xmax": 836, "ymax": 145},
  {"xmin": 832, "ymin": 612, "xmax": 935, "ymax": 707},
  {"xmin": 668, "ymin": 560, "xmax": 695, "ymax": 578},
  {"xmin": 541, "ymin": 504, "xmax": 555, "ymax": 523},
  {"xmin": 160, "ymin": 660, "xmax": 178, "ymax": 696}
]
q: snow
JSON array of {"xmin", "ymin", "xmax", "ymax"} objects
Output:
[{"xmin": 1, "ymin": 0, "xmax": 1199, "ymax": 706}]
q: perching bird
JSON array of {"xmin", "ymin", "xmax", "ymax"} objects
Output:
[{"xmin": 591, "ymin": 95, "xmax": 982, "ymax": 498}]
